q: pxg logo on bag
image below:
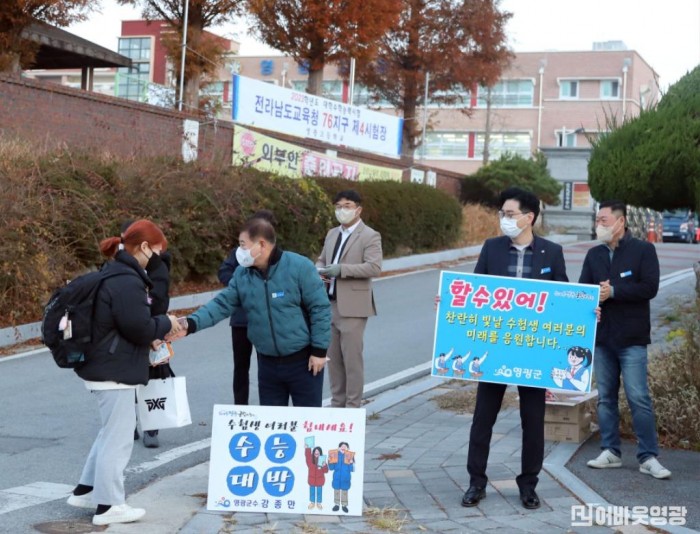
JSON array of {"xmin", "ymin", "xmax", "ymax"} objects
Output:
[{"xmin": 145, "ymin": 397, "xmax": 167, "ymax": 411}]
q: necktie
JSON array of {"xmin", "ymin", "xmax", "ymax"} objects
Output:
[{"xmin": 328, "ymin": 232, "xmax": 348, "ymax": 298}]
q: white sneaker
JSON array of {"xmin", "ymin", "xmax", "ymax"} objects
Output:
[
  {"xmin": 639, "ymin": 457, "xmax": 671, "ymax": 479},
  {"xmin": 587, "ymin": 450, "xmax": 622, "ymax": 469},
  {"xmin": 92, "ymin": 504, "xmax": 146, "ymax": 526},
  {"xmin": 66, "ymin": 492, "xmax": 94, "ymax": 509}
]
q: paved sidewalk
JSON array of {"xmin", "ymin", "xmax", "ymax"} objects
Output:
[
  {"xmin": 72, "ymin": 250, "xmax": 699, "ymax": 533},
  {"xmin": 106, "ymin": 379, "xmax": 659, "ymax": 534}
]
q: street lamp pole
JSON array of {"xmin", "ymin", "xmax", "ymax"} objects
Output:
[
  {"xmin": 178, "ymin": 0, "xmax": 190, "ymax": 112},
  {"xmin": 420, "ymin": 71, "xmax": 430, "ymax": 160},
  {"xmin": 348, "ymin": 57, "xmax": 356, "ymax": 105}
]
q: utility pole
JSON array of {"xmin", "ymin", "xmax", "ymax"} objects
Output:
[
  {"xmin": 178, "ymin": 0, "xmax": 189, "ymax": 111},
  {"xmin": 420, "ymin": 71, "xmax": 430, "ymax": 160},
  {"xmin": 482, "ymin": 85, "xmax": 492, "ymax": 164}
]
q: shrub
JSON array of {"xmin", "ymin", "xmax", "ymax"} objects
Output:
[
  {"xmin": 461, "ymin": 153, "xmax": 562, "ymax": 207},
  {"xmin": 0, "ymin": 143, "xmax": 333, "ymax": 324},
  {"xmin": 456, "ymin": 204, "xmax": 499, "ymax": 246},
  {"xmin": 0, "ymin": 141, "xmax": 464, "ymax": 326}
]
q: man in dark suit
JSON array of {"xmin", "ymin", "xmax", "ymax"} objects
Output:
[{"xmin": 462, "ymin": 187, "xmax": 568, "ymax": 510}]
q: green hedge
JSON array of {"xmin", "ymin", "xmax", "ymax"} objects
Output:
[{"xmin": 0, "ymin": 143, "xmax": 462, "ymax": 325}]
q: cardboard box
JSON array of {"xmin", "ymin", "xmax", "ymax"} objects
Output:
[
  {"xmin": 545, "ymin": 413, "xmax": 592, "ymax": 443},
  {"xmin": 545, "ymin": 390, "xmax": 597, "ymax": 424}
]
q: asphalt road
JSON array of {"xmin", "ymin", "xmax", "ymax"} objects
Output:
[{"xmin": 0, "ymin": 241, "xmax": 697, "ymax": 532}]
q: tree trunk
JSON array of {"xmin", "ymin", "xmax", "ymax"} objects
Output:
[
  {"xmin": 306, "ymin": 67, "xmax": 324, "ymax": 95},
  {"xmin": 185, "ymin": 74, "xmax": 201, "ymax": 112},
  {"xmin": 402, "ymin": 73, "xmax": 419, "ymax": 157}
]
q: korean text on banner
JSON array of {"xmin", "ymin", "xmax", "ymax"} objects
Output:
[
  {"xmin": 233, "ymin": 126, "xmax": 402, "ymax": 182},
  {"xmin": 231, "ymin": 74, "xmax": 403, "ymax": 157},
  {"xmin": 208, "ymin": 405, "xmax": 366, "ymax": 516},
  {"xmin": 432, "ymin": 271, "xmax": 600, "ymax": 392}
]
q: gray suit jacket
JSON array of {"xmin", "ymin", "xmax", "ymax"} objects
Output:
[{"xmin": 316, "ymin": 220, "xmax": 383, "ymax": 318}]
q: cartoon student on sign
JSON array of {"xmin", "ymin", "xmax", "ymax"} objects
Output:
[
  {"xmin": 328, "ymin": 441, "xmax": 355, "ymax": 513},
  {"xmin": 551, "ymin": 346, "xmax": 592, "ymax": 391},
  {"xmin": 434, "ymin": 348, "xmax": 453, "ymax": 376},
  {"xmin": 305, "ymin": 441, "xmax": 329, "ymax": 510},
  {"xmin": 452, "ymin": 355, "xmax": 466, "ymax": 377},
  {"xmin": 468, "ymin": 351, "xmax": 488, "ymax": 379}
]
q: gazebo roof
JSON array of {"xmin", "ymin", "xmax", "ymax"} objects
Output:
[{"xmin": 22, "ymin": 22, "xmax": 132, "ymax": 70}]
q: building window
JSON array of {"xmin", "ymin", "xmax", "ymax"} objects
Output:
[
  {"xmin": 477, "ymin": 80, "xmax": 534, "ymax": 107},
  {"xmin": 474, "ymin": 132, "xmax": 531, "ymax": 160},
  {"xmin": 556, "ymin": 130, "xmax": 577, "ymax": 147},
  {"xmin": 116, "ymin": 37, "xmax": 152, "ymax": 101},
  {"xmin": 352, "ymin": 84, "xmax": 392, "ymax": 107},
  {"xmin": 600, "ymin": 80, "xmax": 620, "ymax": 99},
  {"xmin": 559, "ymin": 80, "xmax": 578, "ymax": 99},
  {"xmin": 423, "ymin": 132, "xmax": 469, "ymax": 159},
  {"xmin": 291, "ymin": 80, "xmax": 343, "ymax": 102},
  {"xmin": 427, "ymin": 86, "xmax": 472, "ymax": 108}
]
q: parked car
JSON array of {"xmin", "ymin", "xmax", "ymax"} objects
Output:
[{"xmin": 661, "ymin": 209, "xmax": 697, "ymax": 243}]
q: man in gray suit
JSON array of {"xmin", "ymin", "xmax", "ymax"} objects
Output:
[{"xmin": 317, "ymin": 190, "xmax": 382, "ymax": 408}]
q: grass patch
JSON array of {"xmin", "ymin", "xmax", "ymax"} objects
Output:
[
  {"xmin": 367, "ymin": 412, "xmax": 381, "ymax": 421},
  {"xmin": 666, "ymin": 328, "xmax": 685, "ymax": 342},
  {"xmin": 294, "ymin": 523, "xmax": 327, "ymax": 534},
  {"xmin": 365, "ymin": 506, "xmax": 409, "ymax": 532},
  {"xmin": 619, "ymin": 300, "xmax": 700, "ymax": 450}
]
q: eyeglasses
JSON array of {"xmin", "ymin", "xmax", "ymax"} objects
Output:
[
  {"xmin": 498, "ymin": 210, "xmax": 529, "ymax": 220},
  {"xmin": 335, "ymin": 203, "xmax": 357, "ymax": 210}
]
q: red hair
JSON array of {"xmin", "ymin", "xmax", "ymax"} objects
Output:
[{"xmin": 100, "ymin": 219, "xmax": 168, "ymax": 258}]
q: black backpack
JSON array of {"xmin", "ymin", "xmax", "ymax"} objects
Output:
[{"xmin": 41, "ymin": 270, "xmax": 122, "ymax": 368}]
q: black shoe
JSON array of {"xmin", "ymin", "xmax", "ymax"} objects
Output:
[
  {"xmin": 342, "ymin": 506, "xmax": 348, "ymax": 513},
  {"xmin": 133, "ymin": 428, "xmax": 139, "ymax": 440},
  {"xmin": 461, "ymin": 486, "xmax": 486, "ymax": 507},
  {"xmin": 332, "ymin": 505, "xmax": 339, "ymax": 512},
  {"xmin": 143, "ymin": 430, "xmax": 159, "ymax": 448},
  {"xmin": 520, "ymin": 489, "xmax": 540, "ymax": 510}
]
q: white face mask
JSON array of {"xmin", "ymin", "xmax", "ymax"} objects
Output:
[
  {"xmin": 335, "ymin": 208, "xmax": 357, "ymax": 225},
  {"xmin": 500, "ymin": 217, "xmax": 524, "ymax": 239},
  {"xmin": 235, "ymin": 244, "xmax": 259, "ymax": 268},
  {"xmin": 596, "ymin": 224, "xmax": 615, "ymax": 243}
]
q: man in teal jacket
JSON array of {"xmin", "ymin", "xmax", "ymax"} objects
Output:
[{"xmin": 178, "ymin": 218, "xmax": 331, "ymax": 407}]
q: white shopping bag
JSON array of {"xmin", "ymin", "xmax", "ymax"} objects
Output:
[{"xmin": 136, "ymin": 376, "xmax": 192, "ymax": 431}]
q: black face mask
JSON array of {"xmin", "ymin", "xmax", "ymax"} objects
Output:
[{"xmin": 145, "ymin": 250, "xmax": 163, "ymax": 273}]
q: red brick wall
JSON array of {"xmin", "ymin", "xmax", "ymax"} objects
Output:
[
  {"xmin": 0, "ymin": 75, "xmax": 461, "ymax": 196},
  {"xmin": 0, "ymin": 74, "xmax": 234, "ymax": 162}
]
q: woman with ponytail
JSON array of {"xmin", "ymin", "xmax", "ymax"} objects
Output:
[{"xmin": 66, "ymin": 219, "xmax": 181, "ymax": 526}]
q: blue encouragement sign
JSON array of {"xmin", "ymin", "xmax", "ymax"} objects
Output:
[{"xmin": 432, "ymin": 271, "xmax": 600, "ymax": 392}]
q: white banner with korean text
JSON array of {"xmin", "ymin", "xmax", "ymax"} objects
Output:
[{"xmin": 232, "ymin": 74, "xmax": 403, "ymax": 157}]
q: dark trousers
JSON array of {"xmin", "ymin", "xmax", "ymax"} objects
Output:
[
  {"xmin": 231, "ymin": 326, "xmax": 253, "ymax": 405},
  {"xmin": 257, "ymin": 356, "xmax": 324, "ymax": 407},
  {"xmin": 467, "ymin": 382, "xmax": 545, "ymax": 492}
]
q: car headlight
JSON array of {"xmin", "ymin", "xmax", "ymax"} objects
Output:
[{"xmin": 680, "ymin": 223, "xmax": 688, "ymax": 232}]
